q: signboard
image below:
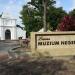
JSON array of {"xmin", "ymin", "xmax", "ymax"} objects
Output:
[{"xmin": 31, "ymin": 32, "xmax": 75, "ymax": 56}]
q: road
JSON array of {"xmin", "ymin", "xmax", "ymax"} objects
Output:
[{"xmin": 0, "ymin": 40, "xmax": 20, "ymax": 52}]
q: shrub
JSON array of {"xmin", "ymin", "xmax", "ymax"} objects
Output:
[{"xmin": 57, "ymin": 16, "xmax": 75, "ymax": 31}]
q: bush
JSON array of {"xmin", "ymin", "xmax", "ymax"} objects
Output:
[{"xmin": 57, "ymin": 16, "xmax": 75, "ymax": 31}]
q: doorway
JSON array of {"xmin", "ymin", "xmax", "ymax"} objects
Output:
[{"xmin": 5, "ymin": 30, "xmax": 11, "ymax": 40}]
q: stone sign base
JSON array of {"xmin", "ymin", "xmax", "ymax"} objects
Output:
[
  {"xmin": 31, "ymin": 32, "xmax": 75, "ymax": 57},
  {"xmin": 34, "ymin": 49, "xmax": 75, "ymax": 57}
]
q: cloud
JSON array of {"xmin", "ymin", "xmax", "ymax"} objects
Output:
[
  {"xmin": 70, "ymin": 0, "xmax": 75, "ymax": 10},
  {"xmin": 9, "ymin": 0, "xmax": 16, "ymax": 4},
  {"xmin": 0, "ymin": 0, "xmax": 31, "ymax": 24},
  {"xmin": 1, "ymin": 0, "xmax": 31, "ymax": 15},
  {"xmin": 3, "ymin": 0, "xmax": 25, "ymax": 18},
  {"xmin": 25, "ymin": 0, "xmax": 31, "ymax": 3},
  {"xmin": 55, "ymin": 0, "xmax": 61, "ymax": 7}
]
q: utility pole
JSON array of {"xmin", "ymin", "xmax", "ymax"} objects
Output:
[{"xmin": 43, "ymin": 0, "xmax": 47, "ymax": 32}]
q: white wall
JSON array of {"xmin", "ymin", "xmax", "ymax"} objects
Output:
[
  {"xmin": 0, "ymin": 14, "xmax": 26, "ymax": 40},
  {"xmin": 0, "ymin": 17, "xmax": 17, "ymax": 40},
  {"xmin": 17, "ymin": 27, "xmax": 26, "ymax": 39},
  {"xmin": 0, "ymin": 18, "xmax": 2, "ymax": 26},
  {"xmin": 0, "ymin": 27, "xmax": 5, "ymax": 40},
  {"xmin": 2, "ymin": 18, "xmax": 16, "ymax": 27},
  {"xmin": 4, "ymin": 27, "xmax": 17, "ymax": 40},
  {"xmin": 0, "ymin": 27, "xmax": 17, "ymax": 40}
]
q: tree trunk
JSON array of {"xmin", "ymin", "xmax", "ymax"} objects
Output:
[{"xmin": 43, "ymin": 0, "xmax": 47, "ymax": 32}]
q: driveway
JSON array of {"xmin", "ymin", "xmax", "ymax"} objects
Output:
[{"xmin": 0, "ymin": 40, "xmax": 20, "ymax": 52}]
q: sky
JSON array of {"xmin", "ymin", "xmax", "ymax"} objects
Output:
[
  {"xmin": 55, "ymin": 0, "xmax": 75, "ymax": 12},
  {"xmin": 0, "ymin": 0, "xmax": 75, "ymax": 24}
]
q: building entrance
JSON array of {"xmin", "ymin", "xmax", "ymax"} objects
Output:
[{"xmin": 5, "ymin": 30, "xmax": 11, "ymax": 40}]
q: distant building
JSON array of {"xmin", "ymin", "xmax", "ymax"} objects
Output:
[{"xmin": 0, "ymin": 13, "xmax": 26, "ymax": 40}]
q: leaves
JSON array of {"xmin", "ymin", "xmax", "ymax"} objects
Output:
[
  {"xmin": 57, "ymin": 15, "xmax": 75, "ymax": 31},
  {"xmin": 20, "ymin": 0, "xmax": 67, "ymax": 36}
]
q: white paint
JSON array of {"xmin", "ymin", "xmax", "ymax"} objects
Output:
[
  {"xmin": 17, "ymin": 27, "xmax": 26, "ymax": 39},
  {"xmin": 0, "ymin": 13, "xmax": 26, "ymax": 40}
]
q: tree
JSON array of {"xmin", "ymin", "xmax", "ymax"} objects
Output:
[
  {"xmin": 57, "ymin": 15, "xmax": 75, "ymax": 31},
  {"xmin": 57, "ymin": 9, "xmax": 75, "ymax": 31},
  {"xmin": 20, "ymin": 5, "xmax": 43, "ymax": 36},
  {"xmin": 69, "ymin": 9, "xmax": 75, "ymax": 16},
  {"xmin": 43, "ymin": 0, "xmax": 47, "ymax": 32},
  {"xmin": 47, "ymin": 7, "xmax": 67, "ymax": 30},
  {"xmin": 20, "ymin": 0, "xmax": 67, "ymax": 36}
]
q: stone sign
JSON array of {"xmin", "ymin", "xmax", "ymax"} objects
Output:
[{"xmin": 31, "ymin": 32, "xmax": 75, "ymax": 56}]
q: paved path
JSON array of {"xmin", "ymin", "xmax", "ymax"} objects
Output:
[{"xmin": 0, "ymin": 41, "xmax": 20, "ymax": 53}]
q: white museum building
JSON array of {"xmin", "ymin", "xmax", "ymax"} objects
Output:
[{"xmin": 0, "ymin": 13, "xmax": 26, "ymax": 40}]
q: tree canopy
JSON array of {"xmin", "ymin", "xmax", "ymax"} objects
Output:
[
  {"xmin": 57, "ymin": 15, "xmax": 75, "ymax": 31},
  {"xmin": 69, "ymin": 9, "xmax": 75, "ymax": 16},
  {"xmin": 20, "ymin": 0, "xmax": 67, "ymax": 36},
  {"xmin": 57, "ymin": 9, "xmax": 75, "ymax": 31}
]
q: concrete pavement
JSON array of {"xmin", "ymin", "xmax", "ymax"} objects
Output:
[{"xmin": 0, "ymin": 40, "xmax": 20, "ymax": 52}]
